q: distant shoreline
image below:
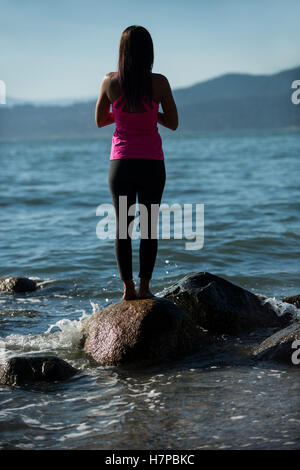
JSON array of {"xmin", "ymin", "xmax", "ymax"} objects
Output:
[
  {"xmin": 0, "ymin": 127, "xmax": 299, "ymax": 144},
  {"xmin": 1, "ymin": 66, "xmax": 299, "ymax": 140}
]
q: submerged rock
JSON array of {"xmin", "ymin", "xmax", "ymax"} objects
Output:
[
  {"xmin": 281, "ymin": 294, "xmax": 300, "ymax": 309},
  {"xmin": 161, "ymin": 272, "xmax": 291, "ymax": 335},
  {"xmin": 0, "ymin": 356, "xmax": 78, "ymax": 386},
  {"xmin": 0, "ymin": 276, "xmax": 38, "ymax": 294},
  {"xmin": 82, "ymin": 297, "xmax": 209, "ymax": 366},
  {"xmin": 252, "ymin": 322, "xmax": 300, "ymax": 364}
]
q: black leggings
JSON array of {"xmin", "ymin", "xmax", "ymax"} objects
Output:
[{"xmin": 108, "ymin": 158, "xmax": 166, "ymax": 281}]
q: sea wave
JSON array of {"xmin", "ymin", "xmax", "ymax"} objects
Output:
[
  {"xmin": 256, "ymin": 293, "xmax": 300, "ymax": 321},
  {"xmin": 0, "ymin": 302, "xmax": 100, "ymax": 362}
]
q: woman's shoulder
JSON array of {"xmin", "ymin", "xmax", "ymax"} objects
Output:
[
  {"xmin": 104, "ymin": 72, "xmax": 119, "ymax": 87},
  {"xmin": 152, "ymin": 73, "xmax": 171, "ymax": 88},
  {"xmin": 103, "ymin": 73, "xmax": 120, "ymax": 102},
  {"xmin": 106, "ymin": 72, "xmax": 168, "ymax": 83},
  {"xmin": 105, "ymin": 71, "xmax": 168, "ymax": 85},
  {"xmin": 152, "ymin": 73, "xmax": 168, "ymax": 81},
  {"xmin": 106, "ymin": 71, "xmax": 118, "ymax": 79},
  {"xmin": 151, "ymin": 74, "xmax": 170, "ymax": 102}
]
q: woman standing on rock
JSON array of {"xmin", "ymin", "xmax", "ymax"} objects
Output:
[{"xmin": 95, "ymin": 25, "xmax": 178, "ymax": 300}]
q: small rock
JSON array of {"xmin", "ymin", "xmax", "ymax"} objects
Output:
[
  {"xmin": 252, "ymin": 322, "xmax": 300, "ymax": 364},
  {"xmin": 0, "ymin": 276, "xmax": 38, "ymax": 294},
  {"xmin": 0, "ymin": 356, "xmax": 78, "ymax": 385},
  {"xmin": 281, "ymin": 295, "xmax": 300, "ymax": 309}
]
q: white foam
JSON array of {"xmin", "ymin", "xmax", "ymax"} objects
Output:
[
  {"xmin": 27, "ymin": 277, "xmax": 58, "ymax": 290},
  {"xmin": 256, "ymin": 294, "xmax": 300, "ymax": 321},
  {"xmin": 90, "ymin": 301, "xmax": 100, "ymax": 314},
  {"xmin": 0, "ymin": 305, "xmax": 94, "ymax": 362}
]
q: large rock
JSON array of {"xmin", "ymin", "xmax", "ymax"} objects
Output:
[
  {"xmin": 161, "ymin": 272, "xmax": 291, "ymax": 335},
  {"xmin": 0, "ymin": 276, "xmax": 38, "ymax": 294},
  {"xmin": 82, "ymin": 297, "xmax": 209, "ymax": 366},
  {"xmin": 252, "ymin": 322, "xmax": 300, "ymax": 364},
  {"xmin": 0, "ymin": 356, "xmax": 78, "ymax": 386},
  {"xmin": 281, "ymin": 294, "xmax": 300, "ymax": 309}
]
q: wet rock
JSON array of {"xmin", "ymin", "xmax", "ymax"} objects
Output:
[
  {"xmin": 0, "ymin": 356, "xmax": 78, "ymax": 386},
  {"xmin": 82, "ymin": 297, "xmax": 209, "ymax": 366},
  {"xmin": 252, "ymin": 322, "xmax": 300, "ymax": 364},
  {"xmin": 161, "ymin": 272, "xmax": 290, "ymax": 335},
  {"xmin": 281, "ymin": 294, "xmax": 300, "ymax": 309},
  {"xmin": 0, "ymin": 276, "xmax": 38, "ymax": 294}
]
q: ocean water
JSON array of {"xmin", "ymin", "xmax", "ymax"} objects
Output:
[{"xmin": 0, "ymin": 131, "xmax": 299, "ymax": 449}]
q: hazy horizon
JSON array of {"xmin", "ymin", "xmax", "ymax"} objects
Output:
[
  {"xmin": 5, "ymin": 63, "xmax": 300, "ymax": 104},
  {"xmin": 1, "ymin": 0, "xmax": 300, "ymax": 102}
]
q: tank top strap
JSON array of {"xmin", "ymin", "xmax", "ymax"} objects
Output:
[
  {"xmin": 141, "ymin": 96, "xmax": 155, "ymax": 111},
  {"xmin": 112, "ymin": 93, "xmax": 125, "ymax": 109},
  {"xmin": 113, "ymin": 92, "xmax": 155, "ymax": 112}
]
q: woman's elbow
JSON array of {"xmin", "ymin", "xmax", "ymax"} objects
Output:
[
  {"xmin": 95, "ymin": 108, "xmax": 104, "ymax": 127},
  {"xmin": 95, "ymin": 117, "xmax": 104, "ymax": 128},
  {"xmin": 95, "ymin": 113, "xmax": 101, "ymax": 127}
]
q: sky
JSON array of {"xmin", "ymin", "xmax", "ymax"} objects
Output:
[{"xmin": 1, "ymin": 0, "xmax": 300, "ymax": 101}]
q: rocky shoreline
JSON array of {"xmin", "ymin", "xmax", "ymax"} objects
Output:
[{"xmin": 0, "ymin": 272, "xmax": 299, "ymax": 386}]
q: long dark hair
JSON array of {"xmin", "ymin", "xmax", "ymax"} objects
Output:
[{"xmin": 117, "ymin": 25, "xmax": 154, "ymax": 111}]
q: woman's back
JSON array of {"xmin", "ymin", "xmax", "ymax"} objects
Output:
[
  {"xmin": 107, "ymin": 72, "xmax": 163, "ymax": 113},
  {"xmin": 109, "ymin": 72, "xmax": 165, "ymax": 160}
]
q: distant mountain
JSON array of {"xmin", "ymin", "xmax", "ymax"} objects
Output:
[
  {"xmin": 173, "ymin": 66, "xmax": 300, "ymax": 105},
  {"xmin": 0, "ymin": 66, "xmax": 299, "ymax": 140},
  {"xmin": 173, "ymin": 65, "xmax": 300, "ymax": 132}
]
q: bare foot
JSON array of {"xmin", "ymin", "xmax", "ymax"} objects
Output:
[
  {"xmin": 122, "ymin": 291, "xmax": 138, "ymax": 300},
  {"xmin": 122, "ymin": 280, "xmax": 138, "ymax": 300},
  {"xmin": 137, "ymin": 289, "xmax": 155, "ymax": 300},
  {"xmin": 138, "ymin": 278, "xmax": 155, "ymax": 299}
]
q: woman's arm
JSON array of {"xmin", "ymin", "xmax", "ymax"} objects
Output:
[
  {"xmin": 95, "ymin": 74, "xmax": 115, "ymax": 128},
  {"xmin": 157, "ymin": 112, "xmax": 169, "ymax": 128},
  {"xmin": 157, "ymin": 75, "xmax": 178, "ymax": 131}
]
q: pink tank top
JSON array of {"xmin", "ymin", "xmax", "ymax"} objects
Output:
[{"xmin": 110, "ymin": 92, "xmax": 164, "ymax": 160}]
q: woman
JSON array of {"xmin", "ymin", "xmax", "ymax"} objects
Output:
[{"xmin": 95, "ymin": 25, "xmax": 178, "ymax": 300}]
